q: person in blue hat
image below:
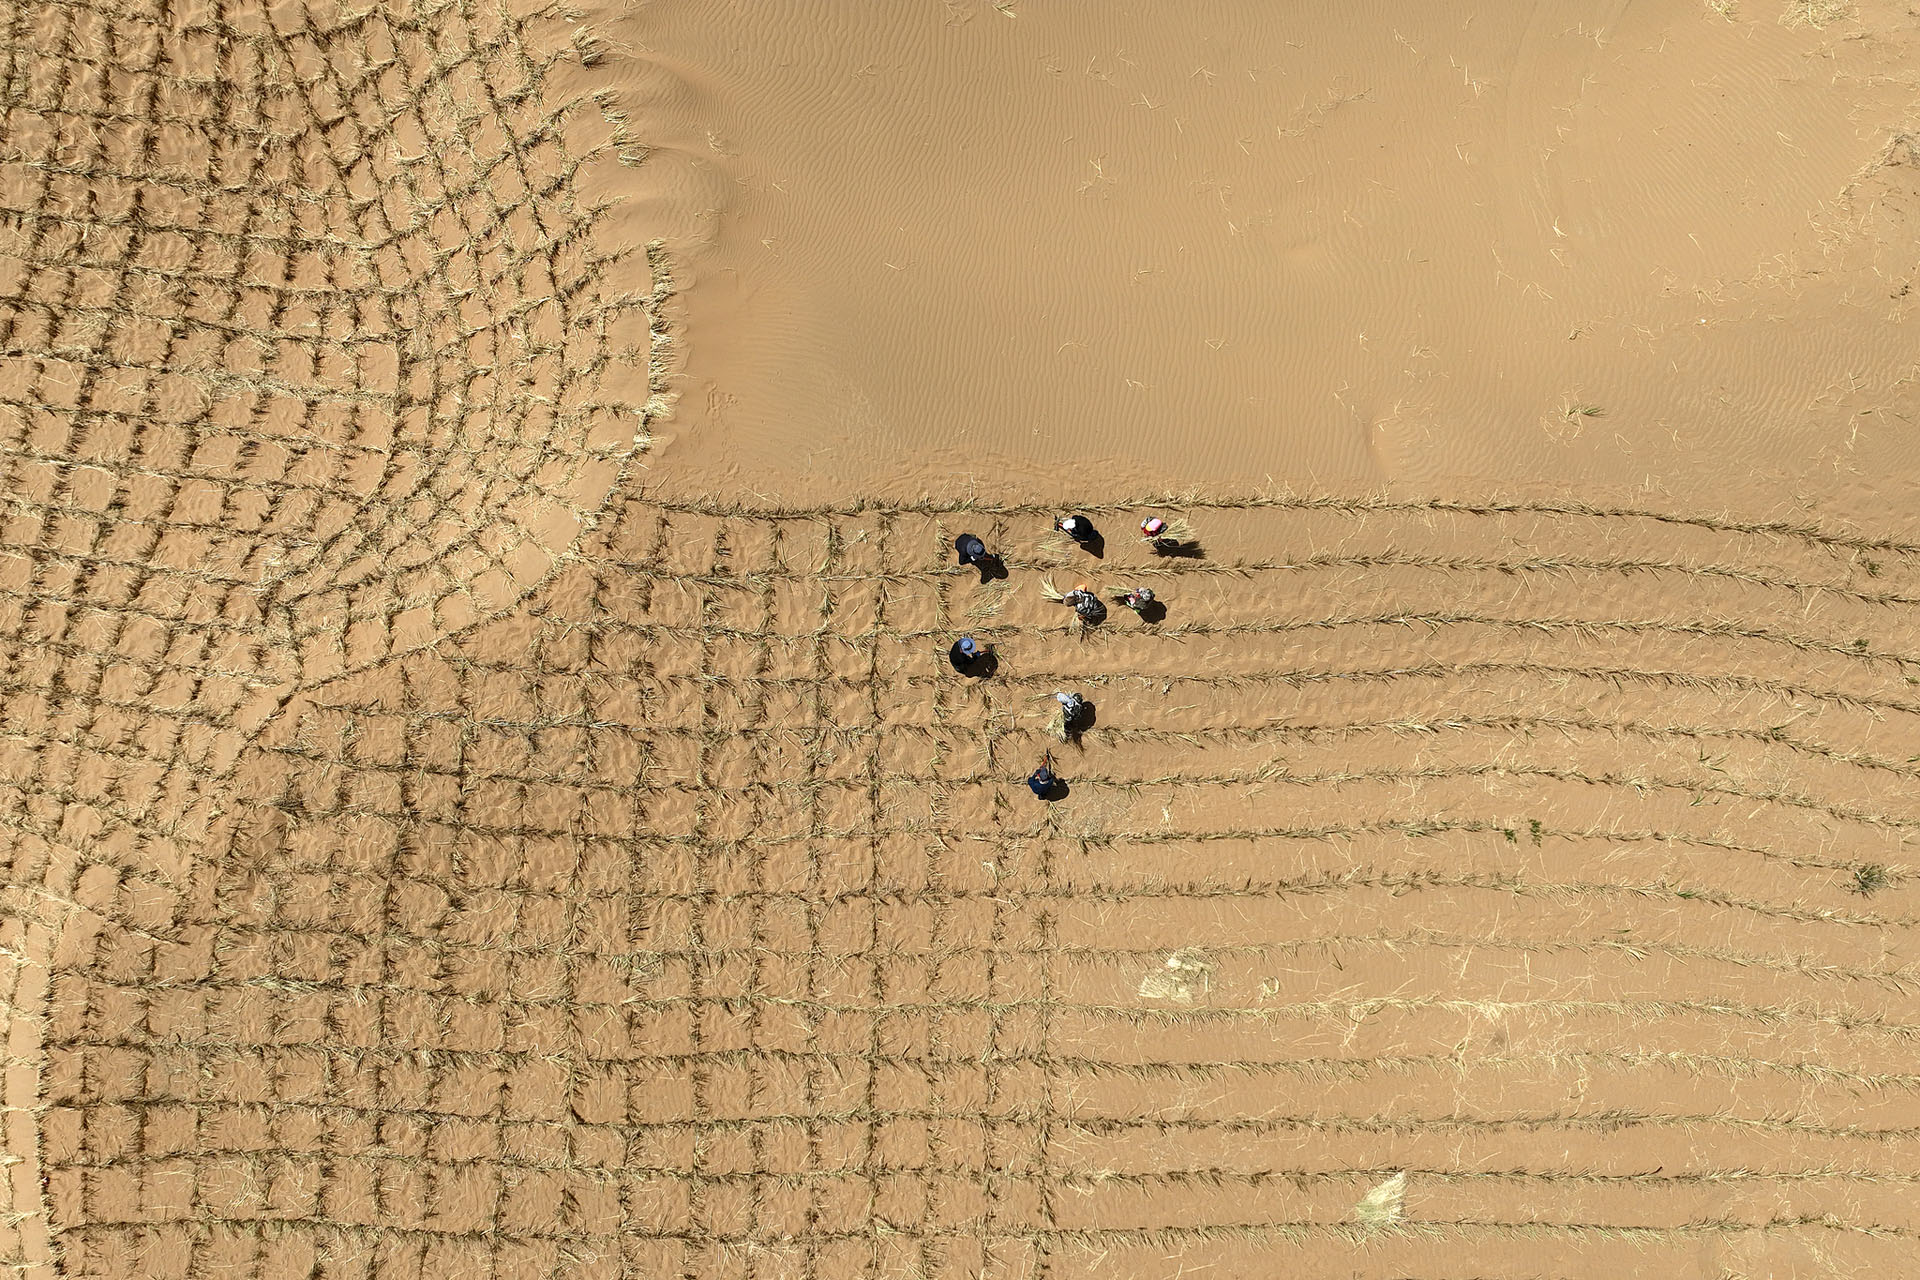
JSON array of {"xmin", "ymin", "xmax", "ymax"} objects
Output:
[
  {"xmin": 954, "ymin": 530, "xmax": 1004, "ymax": 582},
  {"xmin": 949, "ymin": 635, "xmax": 991, "ymax": 673}
]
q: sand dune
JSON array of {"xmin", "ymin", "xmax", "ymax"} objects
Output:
[{"xmin": 580, "ymin": 0, "xmax": 1920, "ymax": 506}]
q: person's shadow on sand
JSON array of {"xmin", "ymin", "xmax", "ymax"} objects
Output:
[
  {"xmin": 1062, "ymin": 700, "xmax": 1096, "ymax": 742},
  {"xmin": 1056, "ymin": 517, "xmax": 1105, "ymax": 559},
  {"xmin": 972, "ymin": 554, "xmax": 1008, "ymax": 583},
  {"xmin": 1133, "ymin": 600, "xmax": 1167, "ymax": 625},
  {"xmin": 949, "ymin": 643, "xmax": 998, "ymax": 678}
]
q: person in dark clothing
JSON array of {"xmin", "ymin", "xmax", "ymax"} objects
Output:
[
  {"xmin": 1055, "ymin": 514, "xmax": 1098, "ymax": 545},
  {"xmin": 949, "ymin": 636, "xmax": 992, "ymax": 673},
  {"xmin": 954, "ymin": 530, "xmax": 1005, "ymax": 582},
  {"xmin": 1053, "ymin": 690, "xmax": 1090, "ymax": 739},
  {"xmin": 1027, "ymin": 757, "xmax": 1058, "ymax": 800}
]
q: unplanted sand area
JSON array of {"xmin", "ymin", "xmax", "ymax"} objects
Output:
[{"xmin": 7, "ymin": 1, "xmax": 1920, "ymax": 1279}]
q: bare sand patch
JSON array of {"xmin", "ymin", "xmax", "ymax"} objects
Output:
[{"xmin": 581, "ymin": 0, "xmax": 1920, "ymax": 509}]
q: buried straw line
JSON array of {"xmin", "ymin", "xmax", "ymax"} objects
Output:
[
  {"xmin": 270, "ymin": 741, "xmax": 1920, "ymax": 832},
  {"xmin": 1055, "ymin": 1164, "xmax": 1920, "ymax": 1191},
  {"xmin": 61, "ymin": 1085, "xmax": 1920, "ymax": 1143},
  {"xmin": 60, "ymin": 1148, "xmax": 1918, "ymax": 1191},
  {"xmin": 1053, "ymin": 1111, "xmax": 1920, "ymax": 1144},
  {"xmin": 1018, "ymin": 760, "xmax": 1920, "ymax": 832},
  {"xmin": 1052, "ymin": 1174, "xmax": 1920, "ymax": 1197},
  {"xmin": 579, "ymin": 609, "xmax": 1920, "ymax": 668},
  {"xmin": 48, "ymin": 1039, "xmax": 1920, "ymax": 1096},
  {"xmin": 252, "ymin": 745, "xmax": 1920, "ymax": 838},
  {"xmin": 1109, "ymin": 549, "xmax": 1920, "ymax": 609},
  {"xmin": 431, "ymin": 654, "xmax": 1920, "ymax": 721},
  {"xmin": 621, "ymin": 929, "xmax": 1920, "ymax": 990},
  {"xmin": 44, "ymin": 1210, "xmax": 1920, "ymax": 1247},
  {"xmin": 188, "ymin": 926, "xmax": 1898, "ymax": 988},
  {"xmin": 1093, "ymin": 816, "xmax": 1894, "ymax": 879},
  {"xmin": 57, "ymin": 976, "xmax": 1920, "ymax": 1044},
  {"xmin": 102, "ymin": 860, "xmax": 1920, "ymax": 957},
  {"xmin": 183, "ymin": 810, "xmax": 1912, "ymax": 900},
  {"xmin": 997, "ymin": 611, "xmax": 1920, "ymax": 669},
  {"xmin": 458, "ymin": 991, "xmax": 1920, "ymax": 1042},
  {"xmin": 139, "ymin": 893, "xmax": 1912, "ymax": 989},
  {"xmin": 922, "ymin": 1215, "xmax": 1917, "ymax": 1246},
  {"xmin": 178, "ymin": 823, "xmax": 1914, "ymax": 914},
  {"xmin": 400, "ymin": 699, "xmax": 1920, "ymax": 783},
  {"xmin": 639, "ymin": 494, "xmax": 1920, "ymax": 559},
  {"xmin": 162, "ymin": 924, "xmax": 1919, "ymax": 991},
  {"xmin": 1061, "ymin": 712, "xmax": 1920, "ymax": 782},
  {"xmin": 1008, "ymin": 658, "xmax": 1920, "ymax": 721},
  {"xmin": 64, "ymin": 877, "xmax": 1920, "ymax": 1002},
  {"xmin": 86, "ymin": 1144, "xmax": 1920, "ymax": 1201},
  {"xmin": 1028, "ymin": 1047, "xmax": 1920, "ymax": 1092},
  {"xmin": 1015, "ymin": 869, "xmax": 1920, "ymax": 930},
  {"xmin": 601, "ymin": 550, "xmax": 1920, "ymax": 609}
]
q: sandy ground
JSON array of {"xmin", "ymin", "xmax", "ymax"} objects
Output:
[
  {"xmin": 7, "ymin": 1, "xmax": 1920, "ymax": 1279},
  {"xmin": 582, "ymin": 0, "xmax": 1920, "ymax": 510}
]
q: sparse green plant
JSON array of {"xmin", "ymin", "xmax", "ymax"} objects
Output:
[{"xmin": 1854, "ymin": 864, "xmax": 1890, "ymax": 896}]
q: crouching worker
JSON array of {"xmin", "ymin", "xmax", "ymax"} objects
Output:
[
  {"xmin": 1053, "ymin": 690, "xmax": 1090, "ymax": 740},
  {"xmin": 1116, "ymin": 586, "xmax": 1156, "ymax": 615},
  {"xmin": 1028, "ymin": 755, "xmax": 1060, "ymax": 801},
  {"xmin": 949, "ymin": 635, "xmax": 992, "ymax": 674},
  {"xmin": 1062, "ymin": 586, "xmax": 1107, "ymax": 625},
  {"xmin": 1138, "ymin": 514, "xmax": 1196, "ymax": 555},
  {"xmin": 1055, "ymin": 514, "xmax": 1099, "ymax": 546}
]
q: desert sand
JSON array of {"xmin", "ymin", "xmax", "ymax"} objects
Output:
[
  {"xmin": 6, "ymin": 0, "xmax": 1920, "ymax": 1278},
  {"xmin": 579, "ymin": 0, "xmax": 1920, "ymax": 509}
]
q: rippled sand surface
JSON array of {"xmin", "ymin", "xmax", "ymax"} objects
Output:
[{"xmin": 579, "ymin": 0, "xmax": 1920, "ymax": 505}]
